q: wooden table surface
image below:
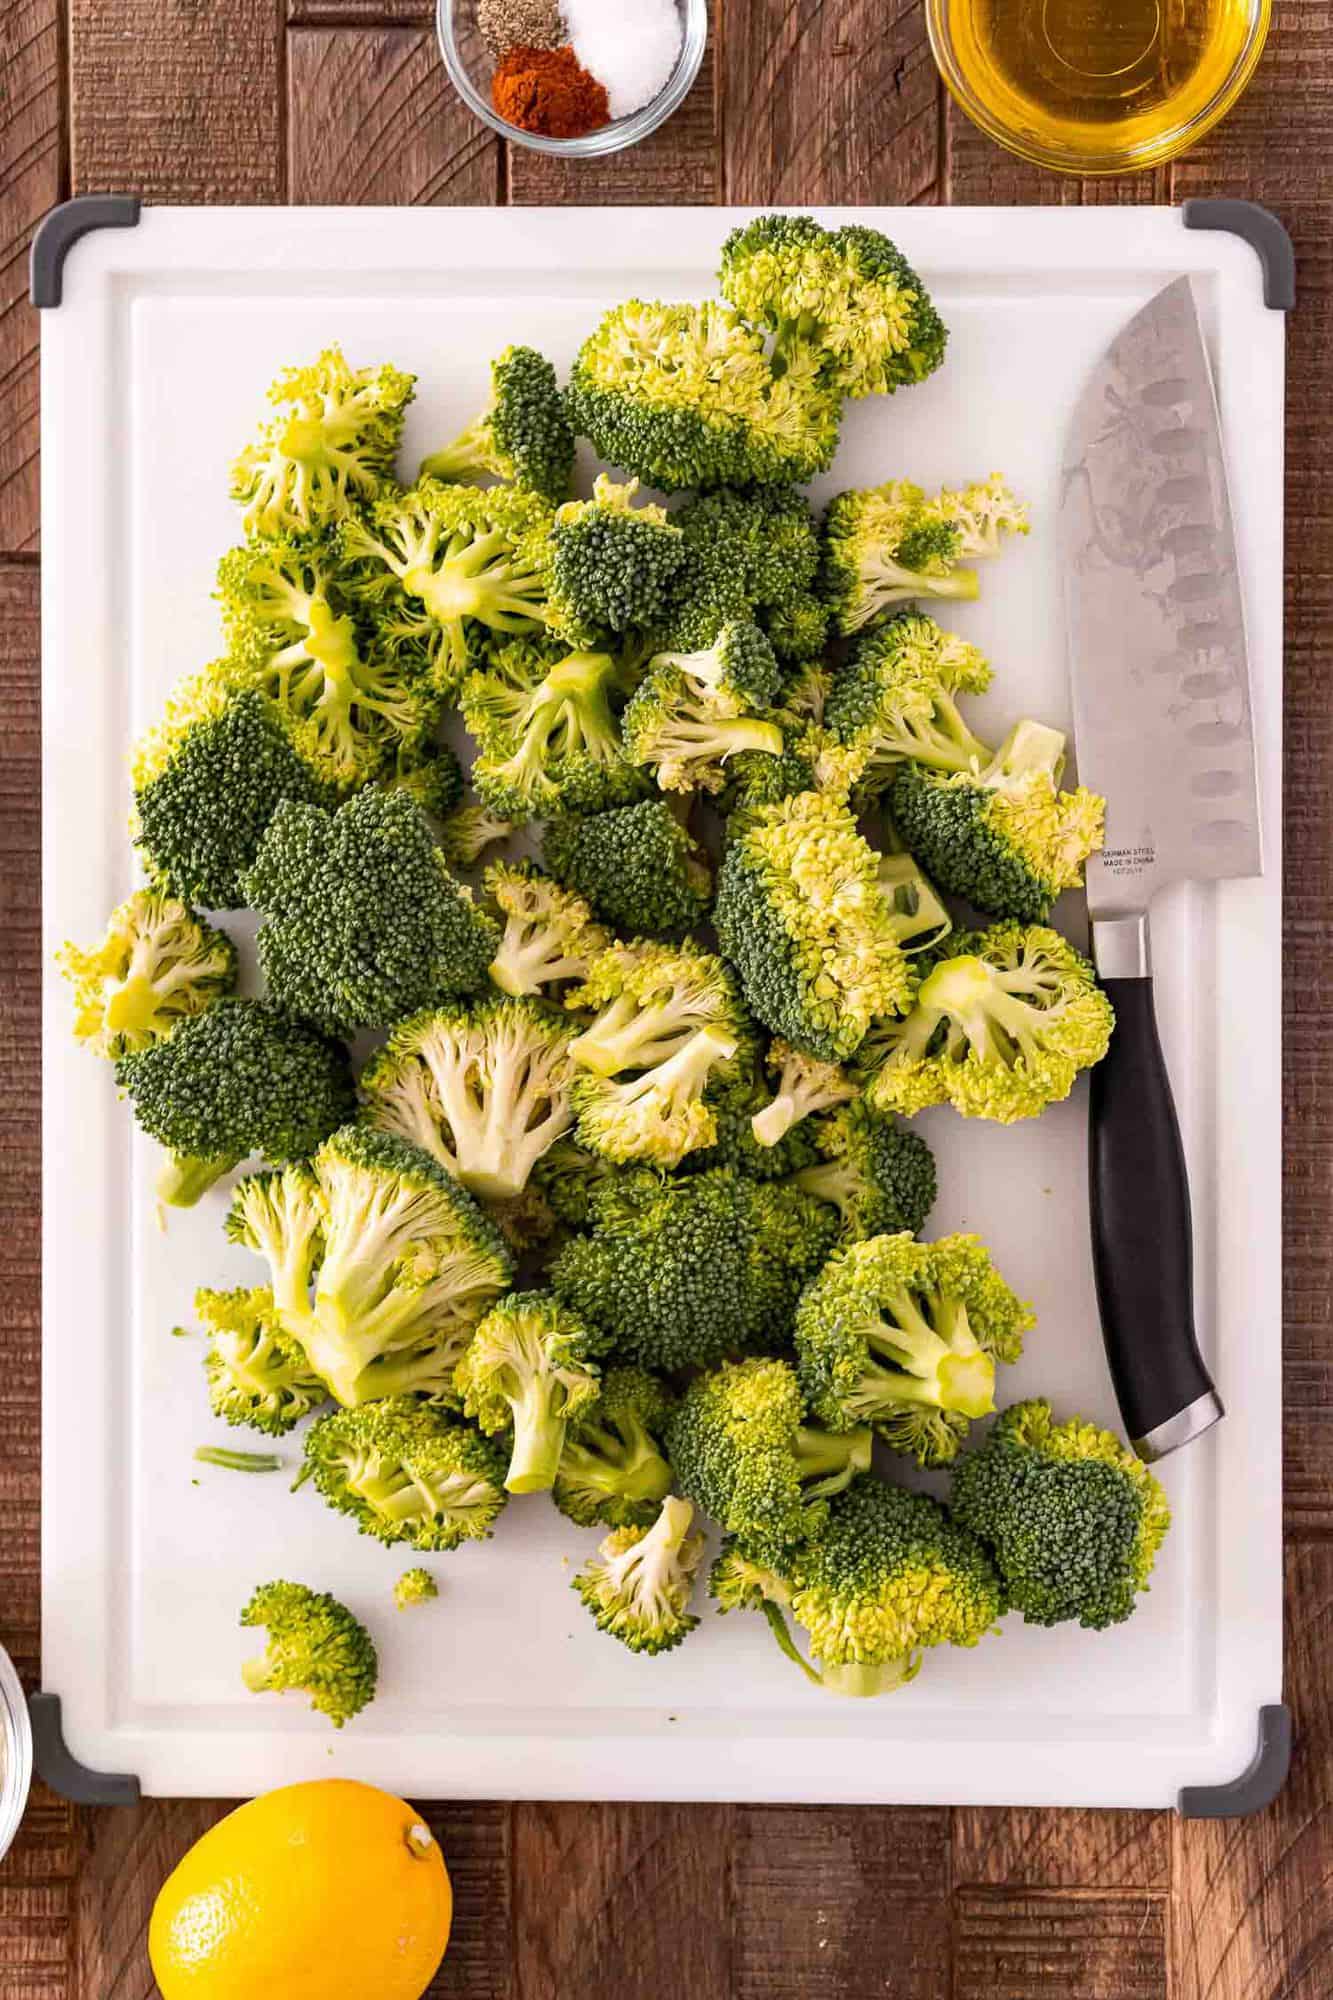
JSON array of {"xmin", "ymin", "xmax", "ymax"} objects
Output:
[{"xmin": 1, "ymin": 0, "xmax": 1330, "ymax": 1990}]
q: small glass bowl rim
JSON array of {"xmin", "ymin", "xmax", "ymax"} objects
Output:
[
  {"xmin": 0, "ymin": 1647, "xmax": 32, "ymax": 1865},
  {"xmin": 436, "ymin": 0, "xmax": 708, "ymax": 158},
  {"xmin": 924, "ymin": 0, "xmax": 1272, "ymax": 175}
]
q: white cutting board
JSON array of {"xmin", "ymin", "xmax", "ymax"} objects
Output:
[{"xmin": 39, "ymin": 206, "xmax": 1283, "ymax": 1805}]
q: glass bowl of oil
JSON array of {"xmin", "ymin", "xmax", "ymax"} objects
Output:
[{"xmin": 927, "ymin": 0, "xmax": 1270, "ymax": 174}]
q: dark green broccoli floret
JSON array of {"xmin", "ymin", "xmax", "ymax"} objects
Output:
[
  {"xmin": 644, "ymin": 538, "xmax": 754, "ymax": 653},
  {"xmin": 623, "ymin": 623, "xmax": 784, "ymax": 798},
  {"xmin": 674, "ymin": 485, "xmax": 821, "ymax": 611},
  {"xmin": 302, "ymin": 1397, "xmax": 509, "ymax": 1550},
  {"xmin": 230, "ymin": 347, "xmax": 414, "ymax": 539},
  {"xmin": 58, "ymin": 888, "xmax": 237, "ymax": 1061},
  {"xmin": 761, "ymin": 592, "xmax": 832, "ymax": 666},
  {"xmin": 667, "ymin": 1357, "xmax": 871, "ymax": 1566},
  {"xmin": 462, "ymin": 641, "xmax": 643, "ymax": 822},
  {"xmin": 820, "ymin": 477, "xmax": 1027, "ymax": 637},
  {"xmin": 551, "ymin": 1166, "xmax": 837, "ymax": 1372},
  {"xmin": 484, "ymin": 861, "xmax": 611, "ymax": 999},
  {"xmin": 529, "ymin": 1137, "xmax": 616, "ymax": 1230},
  {"xmin": 241, "ymin": 789, "xmax": 499, "ymax": 1033},
  {"xmin": 455, "ymin": 1289, "xmax": 607, "ymax": 1494},
  {"xmin": 548, "ymin": 477, "xmax": 687, "ymax": 643},
  {"xmin": 384, "ymin": 739, "xmax": 465, "ymax": 821},
  {"xmin": 571, "ymin": 1496, "xmax": 704, "ymax": 1654},
  {"xmin": 115, "ymin": 999, "xmax": 354, "ymax": 1209},
  {"xmin": 711, "ymin": 1473, "xmax": 1004, "ymax": 1697},
  {"xmin": 543, "ymin": 800, "xmax": 712, "ymax": 941},
  {"xmin": 420, "ymin": 345, "xmax": 574, "ymax": 503},
  {"xmin": 950, "ymin": 1399, "xmax": 1171, "ymax": 1630},
  {"xmin": 790, "ymin": 1101, "xmax": 937, "ymax": 1241},
  {"xmin": 553, "ymin": 1367, "xmax": 676, "ymax": 1529},
  {"xmin": 196, "ymin": 1284, "xmax": 327, "ymax": 1436},
  {"xmin": 679, "ymin": 1071, "xmax": 826, "ymax": 1182},
  {"xmin": 240, "ymin": 1578, "xmax": 378, "ymax": 1727}
]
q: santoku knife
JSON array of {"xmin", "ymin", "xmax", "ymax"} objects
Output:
[{"xmin": 1060, "ymin": 274, "xmax": 1261, "ymax": 1463}]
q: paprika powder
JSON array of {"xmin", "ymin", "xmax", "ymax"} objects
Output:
[{"xmin": 491, "ymin": 44, "xmax": 610, "ymax": 137}]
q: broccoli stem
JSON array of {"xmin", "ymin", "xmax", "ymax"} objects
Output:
[
  {"xmin": 751, "ymin": 1094, "xmax": 800, "ymax": 1147},
  {"xmin": 792, "ymin": 1424, "xmax": 873, "ymax": 1497},
  {"xmin": 505, "ymin": 1383, "xmax": 568, "ymax": 1494},
  {"xmin": 420, "ymin": 425, "xmax": 489, "ymax": 485},
  {"xmin": 156, "ymin": 1149, "xmax": 236, "ymax": 1209},
  {"xmin": 761, "ymin": 1600, "xmax": 823, "ymax": 1685},
  {"xmin": 194, "ymin": 1445, "xmax": 282, "ymax": 1472},
  {"xmin": 240, "ymin": 1656, "xmax": 277, "ymax": 1692},
  {"xmin": 818, "ymin": 1656, "xmax": 919, "ymax": 1698}
]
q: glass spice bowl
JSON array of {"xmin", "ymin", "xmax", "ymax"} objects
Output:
[
  {"xmin": 0, "ymin": 1646, "xmax": 32, "ymax": 1865},
  {"xmin": 437, "ymin": 0, "xmax": 707, "ymax": 157}
]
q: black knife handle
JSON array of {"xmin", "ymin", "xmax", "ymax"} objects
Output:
[{"xmin": 1089, "ymin": 966, "xmax": 1223, "ymax": 1459}]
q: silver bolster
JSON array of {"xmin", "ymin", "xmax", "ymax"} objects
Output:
[
  {"xmin": 1091, "ymin": 912, "xmax": 1151, "ymax": 980},
  {"xmin": 1132, "ymin": 1388, "xmax": 1225, "ymax": 1463}
]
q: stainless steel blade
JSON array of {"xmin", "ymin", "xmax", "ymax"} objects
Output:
[{"xmin": 1060, "ymin": 275, "xmax": 1261, "ymax": 921}]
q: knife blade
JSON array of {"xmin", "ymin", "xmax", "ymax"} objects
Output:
[{"xmin": 1060, "ymin": 274, "xmax": 1261, "ymax": 1462}]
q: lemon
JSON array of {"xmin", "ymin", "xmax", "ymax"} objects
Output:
[{"xmin": 149, "ymin": 1779, "xmax": 452, "ymax": 2000}]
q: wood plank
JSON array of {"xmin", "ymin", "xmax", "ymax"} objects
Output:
[
  {"xmin": 512, "ymin": 1803, "xmax": 732, "ymax": 2000},
  {"xmin": 288, "ymin": 28, "xmax": 501, "ymax": 206},
  {"xmin": 1173, "ymin": 1543, "xmax": 1333, "ymax": 2000},
  {"xmin": 955, "ymin": 1888, "xmax": 1168, "ymax": 1998},
  {"xmin": 0, "ymin": 0, "xmax": 61, "ymax": 554},
  {"xmin": 508, "ymin": 36, "xmax": 718, "ymax": 205},
  {"xmin": 953, "ymin": 1805, "xmax": 1170, "ymax": 1891},
  {"xmin": 0, "ymin": 1789, "xmax": 82, "ymax": 1999},
  {"xmin": 419, "ymin": 1805, "xmax": 511, "ymax": 2000},
  {"xmin": 732, "ymin": 1805, "xmax": 951, "ymax": 1999},
  {"xmin": 68, "ymin": 0, "xmax": 282, "ymax": 202},
  {"xmin": 723, "ymin": 0, "xmax": 940, "ymax": 205},
  {"xmin": 291, "ymin": 0, "xmax": 432, "ymax": 22},
  {"xmin": 945, "ymin": 105, "xmax": 1171, "ymax": 204}
]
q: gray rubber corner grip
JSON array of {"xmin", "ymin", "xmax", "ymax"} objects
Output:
[
  {"xmin": 30, "ymin": 194, "xmax": 142, "ymax": 309},
  {"xmin": 27, "ymin": 1693, "xmax": 141, "ymax": 1806},
  {"xmin": 1178, "ymin": 1703, "xmax": 1292, "ymax": 1818},
  {"xmin": 1182, "ymin": 199, "xmax": 1296, "ymax": 310}
]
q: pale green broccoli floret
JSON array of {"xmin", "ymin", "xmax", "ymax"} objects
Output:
[
  {"xmin": 548, "ymin": 476, "xmax": 687, "ymax": 643},
  {"xmin": 437, "ymin": 802, "xmax": 517, "ymax": 869},
  {"xmin": 543, "ymin": 801, "xmax": 712, "ymax": 941},
  {"xmin": 420, "ymin": 345, "xmax": 574, "ymax": 503},
  {"xmin": 572, "ymin": 1027, "xmax": 740, "ymax": 1168},
  {"xmin": 571, "ymin": 1495, "xmax": 704, "ymax": 1655},
  {"xmin": 302, "ymin": 1398, "xmax": 509, "ymax": 1550},
  {"xmin": 395, "ymin": 1567, "xmax": 439, "ymax": 1610},
  {"xmin": 230, "ymin": 347, "xmax": 414, "ymax": 539},
  {"xmin": 861, "ymin": 922, "xmax": 1116, "ymax": 1125},
  {"xmin": 622, "ymin": 622, "xmax": 784, "ymax": 795},
  {"xmin": 58, "ymin": 888, "xmax": 237, "ymax": 1061},
  {"xmin": 455, "ymin": 1289, "xmax": 606, "ymax": 1494},
  {"xmin": 197, "ymin": 1285, "xmax": 327, "ymax": 1436},
  {"xmin": 462, "ymin": 641, "xmax": 642, "ymax": 821},
  {"xmin": 794, "ymin": 1231, "xmax": 1034, "ymax": 1465},
  {"xmin": 750, "ymin": 1038, "xmax": 857, "ymax": 1147},
  {"xmin": 821, "ymin": 477, "xmax": 1026, "ymax": 635},
  {"xmin": 484, "ymin": 861, "xmax": 611, "ymax": 999},
  {"xmin": 240, "ymin": 1579, "xmax": 378, "ymax": 1727},
  {"xmin": 552, "ymin": 1367, "xmax": 676, "ymax": 1529},
  {"xmin": 816, "ymin": 612, "xmax": 992, "ymax": 801},
  {"xmin": 791, "ymin": 1101, "xmax": 937, "ymax": 1241}
]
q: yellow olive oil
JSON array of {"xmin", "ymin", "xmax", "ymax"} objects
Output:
[{"xmin": 938, "ymin": 0, "xmax": 1269, "ymax": 170}]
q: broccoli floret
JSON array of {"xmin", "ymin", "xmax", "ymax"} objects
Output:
[
  {"xmin": 890, "ymin": 720, "xmax": 1106, "ymax": 921},
  {"xmin": 420, "ymin": 345, "xmax": 574, "ymax": 503},
  {"xmin": 950, "ymin": 1398, "xmax": 1171, "ymax": 1630},
  {"xmin": 875, "ymin": 849, "xmax": 953, "ymax": 953},
  {"xmin": 862, "ymin": 922, "xmax": 1116, "ymax": 1124},
  {"xmin": 548, "ymin": 477, "xmax": 687, "ymax": 643},
  {"xmin": 714, "ymin": 792, "xmax": 919, "ymax": 1061},
  {"xmin": 622, "ymin": 628, "xmax": 784, "ymax": 797},
  {"xmin": 648, "ymin": 618, "xmax": 782, "ymax": 711},
  {"xmin": 751, "ymin": 1039, "xmax": 857, "ymax": 1148},
  {"xmin": 714, "ymin": 1474, "xmax": 1004, "ymax": 1697},
  {"xmin": 643, "ymin": 537, "xmax": 754, "ymax": 654},
  {"xmin": 821, "ymin": 477, "xmax": 1027, "ymax": 636},
  {"xmin": 529, "ymin": 1137, "xmax": 615, "ymax": 1230},
  {"xmin": 571, "ymin": 1495, "xmax": 704, "ymax": 1654},
  {"xmin": 132, "ymin": 678, "xmax": 337, "ymax": 908},
  {"xmin": 567, "ymin": 299, "xmax": 841, "ymax": 492},
  {"xmin": 571, "ymin": 1027, "xmax": 740, "ymax": 1168},
  {"xmin": 239, "ymin": 1578, "xmax": 377, "ymax": 1727},
  {"xmin": 484, "ymin": 861, "xmax": 611, "ymax": 999},
  {"xmin": 437, "ymin": 802, "xmax": 517, "ymax": 869},
  {"xmin": 339, "ymin": 482, "xmax": 554, "ymax": 695},
  {"xmin": 58, "ymin": 888, "xmax": 237, "ymax": 1061},
  {"xmin": 395, "ymin": 1566, "xmax": 439, "ymax": 1610},
  {"xmin": 455, "ymin": 1289, "xmax": 606, "ymax": 1494},
  {"xmin": 543, "ymin": 800, "xmax": 712, "ymax": 941},
  {"xmin": 551, "ymin": 1166, "xmax": 837, "ymax": 1372},
  {"xmin": 817, "ymin": 613, "xmax": 992, "ymax": 801},
  {"xmin": 762, "ymin": 592, "xmax": 832, "ymax": 666},
  {"xmin": 229, "ymin": 1126, "xmax": 513, "ymax": 1406},
  {"xmin": 242, "ymin": 789, "xmax": 499, "ymax": 1032},
  {"xmin": 302, "ymin": 1397, "xmax": 509, "ymax": 1549},
  {"xmin": 116, "ymin": 999, "xmax": 354, "ymax": 1209},
  {"xmin": 230, "ymin": 347, "xmax": 414, "ymax": 539},
  {"xmin": 359, "ymin": 997, "xmax": 576, "ymax": 1200},
  {"xmin": 674, "ymin": 485, "xmax": 821, "ymax": 611},
  {"xmin": 930, "ymin": 473, "xmax": 1032, "ymax": 558},
  {"xmin": 196, "ymin": 1284, "xmax": 327, "ymax": 1436},
  {"xmin": 681, "ymin": 1071, "xmax": 826, "ymax": 1182},
  {"xmin": 668, "ymin": 1357, "xmax": 872, "ymax": 1566},
  {"xmin": 463, "ymin": 642, "xmax": 642, "ymax": 822},
  {"xmin": 719, "ymin": 215, "xmax": 947, "ymax": 401},
  {"xmin": 794, "ymin": 1232, "xmax": 1034, "ymax": 1465},
  {"xmin": 791, "ymin": 1102, "xmax": 937, "ymax": 1241},
  {"xmin": 553, "ymin": 1367, "xmax": 676, "ymax": 1529},
  {"xmin": 383, "ymin": 739, "xmax": 466, "ymax": 822}
]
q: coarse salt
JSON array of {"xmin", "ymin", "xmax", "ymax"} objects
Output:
[{"xmin": 561, "ymin": 0, "xmax": 683, "ymax": 119}]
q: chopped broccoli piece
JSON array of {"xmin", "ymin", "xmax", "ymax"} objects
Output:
[
  {"xmin": 485, "ymin": 861, "xmax": 611, "ymax": 999},
  {"xmin": 761, "ymin": 593, "xmax": 832, "ymax": 666},
  {"xmin": 817, "ymin": 612, "xmax": 992, "ymax": 801},
  {"xmin": 861, "ymin": 922, "xmax": 1115, "ymax": 1124},
  {"xmin": 242, "ymin": 789, "xmax": 499, "ymax": 1032},
  {"xmin": 791, "ymin": 1102, "xmax": 937, "ymax": 1241},
  {"xmin": 395, "ymin": 1567, "xmax": 439, "ymax": 1610},
  {"xmin": 420, "ymin": 345, "xmax": 574, "ymax": 503},
  {"xmin": 196, "ymin": 1284, "xmax": 327, "ymax": 1436},
  {"xmin": 751, "ymin": 1039, "xmax": 857, "ymax": 1148},
  {"xmin": 543, "ymin": 800, "xmax": 712, "ymax": 941},
  {"xmin": 58, "ymin": 888, "xmax": 236, "ymax": 1061},
  {"xmin": 195, "ymin": 1445, "xmax": 282, "ymax": 1472},
  {"xmin": 463, "ymin": 641, "xmax": 643, "ymax": 822},
  {"xmin": 890, "ymin": 720, "xmax": 1106, "ymax": 921},
  {"xmin": 567, "ymin": 299, "xmax": 841, "ymax": 492},
  {"xmin": 359, "ymin": 997, "xmax": 576, "ymax": 1201},
  {"xmin": 230, "ymin": 347, "xmax": 414, "ymax": 539},
  {"xmin": 623, "ymin": 623, "xmax": 784, "ymax": 796},
  {"xmin": 437, "ymin": 802, "xmax": 517, "ymax": 868},
  {"xmin": 571, "ymin": 1026, "xmax": 740, "ymax": 1168},
  {"xmin": 950, "ymin": 1398, "xmax": 1171, "ymax": 1630},
  {"xmin": 302, "ymin": 1397, "xmax": 509, "ymax": 1550},
  {"xmin": 548, "ymin": 476, "xmax": 687, "ymax": 643},
  {"xmin": 931, "ymin": 473, "xmax": 1032, "ymax": 558},
  {"xmin": 553, "ymin": 1367, "xmax": 676, "ymax": 1529},
  {"xmin": 674, "ymin": 485, "xmax": 821, "ymax": 611},
  {"xmin": 680, "ymin": 1070, "xmax": 825, "ymax": 1182},
  {"xmin": 384, "ymin": 739, "xmax": 465, "ymax": 822},
  {"xmin": 794, "ymin": 1231, "xmax": 1033, "ymax": 1464},
  {"xmin": 647, "ymin": 618, "xmax": 781, "ymax": 711},
  {"xmin": 668, "ymin": 1357, "xmax": 872, "ymax": 1566},
  {"xmin": 820, "ymin": 477, "xmax": 1026, "ymax": 636},
  {"xmin": 530, "ymin": 1136, "xmax": 616, "ymax": 1231},
  {"xmin": 719, "ymin": 214, "xmax": 947, "ymax": 401},
  {"xmin": 240, "ymin": 1578, "xmax": 377, "ymax": 1727},
  {"xmin": 643, "ymin": 537, "xmax": 754, "ymax": 653},
  {"xmin": 571, "ymin": 1495, "xmax": 704, "ymax": 1655},
  {"xmin": 116, "ymin": 999, "xmax": 354, "ymax": 1209},
  {"xmin": 455, "ymin": 1289, "xmax": 606, "ymax": 1494},
  {"xmin": 709, "ymin": 1540, "xmax": 793, "ymax": 1616}
]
